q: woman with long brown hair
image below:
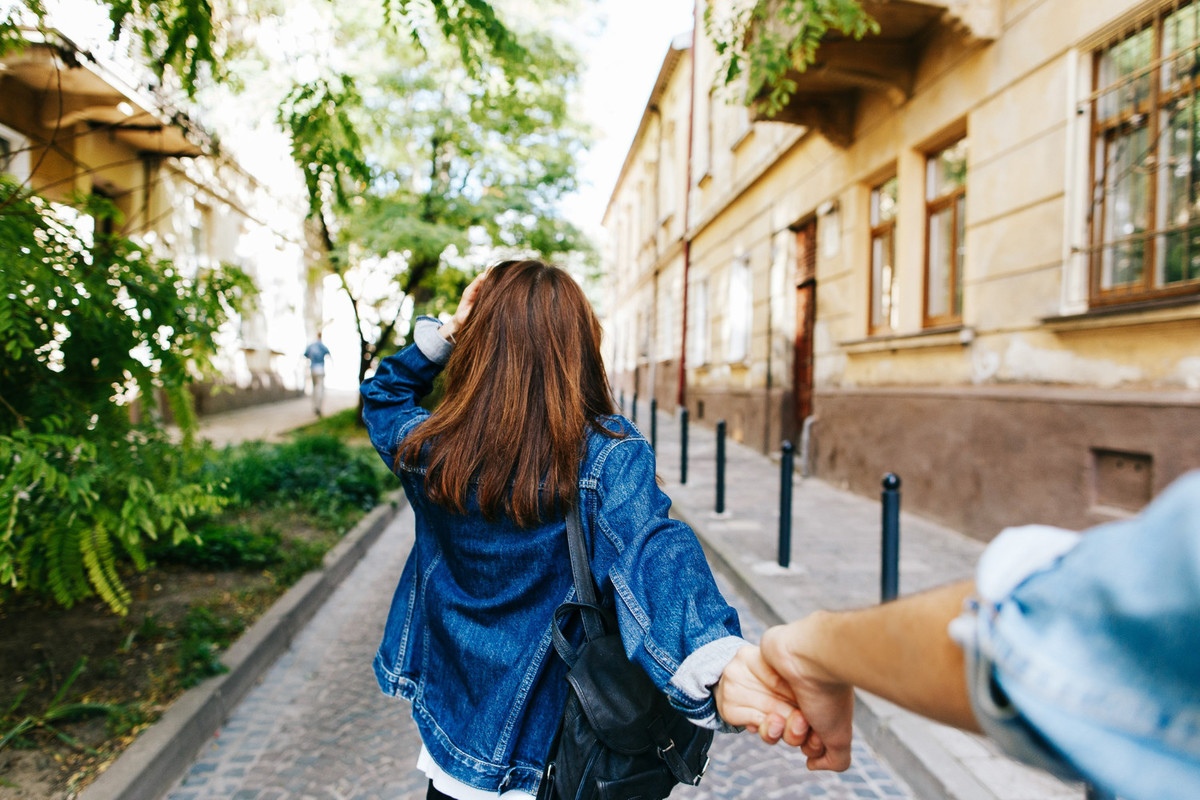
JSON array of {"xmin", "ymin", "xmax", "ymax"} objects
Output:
[{"xmin": 360, "ymin": 260, "xmax": 796, "ymax": 800}]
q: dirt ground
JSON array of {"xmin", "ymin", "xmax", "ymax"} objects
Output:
[{"xmin": 0, "ymin": 512, "xmax": 337, "ymax": 799}]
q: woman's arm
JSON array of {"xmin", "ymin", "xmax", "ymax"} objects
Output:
[
  {"xmin": 591, "ymin": 434, "xmax": 797, "ymax": 732},
  {"xmin": 359, "ymin": 273, "xmax": 485, "ymax": 469},
  {"xmin": 359, "ymin": 318, "xmax": 451, "ymax": 469}
]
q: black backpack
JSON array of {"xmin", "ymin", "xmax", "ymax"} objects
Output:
[{"xmin": 535, "ymin": 504, "xmax": 713, "ymax": 800}]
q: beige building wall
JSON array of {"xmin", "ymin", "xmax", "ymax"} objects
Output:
[
  {"xmin": 605, "ymin": 0, "xmax": 1200, "ymax": 539},
  {"xmin": 603, "ymin": 37, "xmax": 693, "ymax": 414}
]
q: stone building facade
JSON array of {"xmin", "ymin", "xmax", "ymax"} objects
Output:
[
  {"xmin": 603, "ymin": 0, "xmax": 1200, "ymax": 539},
  {"xmin": 0, "ymin": 28, "xmax": 315, "ymax": 413}
]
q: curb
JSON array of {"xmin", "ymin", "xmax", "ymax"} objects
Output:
[
  {"xmin": 671, "ymin": 501, "xmax": 1001, "ymax": 800},
  {"xmin": 79, "ymin": 492, "xmax": 406, "ymax": 800}
]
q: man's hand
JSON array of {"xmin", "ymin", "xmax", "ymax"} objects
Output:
[
  {"xmin": 760, "ymin": 617, "xmax": 855, "ymax": 771},
  {"xmin": 713, "ymin": 645, "xmax": 808, "ymax": 744}
]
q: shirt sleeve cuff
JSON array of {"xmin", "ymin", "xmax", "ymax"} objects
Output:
[
  {"xmin": 413, "ymin": 315, "xmax": 454, "ymax": 365},
  {"xmin": 671, "ymin": 635, "xmax": 748, "ymax": 732}
]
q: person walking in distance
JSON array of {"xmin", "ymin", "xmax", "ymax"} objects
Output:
[
  {"xmin": 359, "ymin": 260, "xmax": 797, "ymax": 800},
  {"xmin": 304, "ymin": 332, "xmax": 331, "ymax": 416}
]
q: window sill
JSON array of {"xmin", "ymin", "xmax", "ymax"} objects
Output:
[
  {"xmin": 839, "ymin": 325, "xmax": 975, "ymax": 354},
  {"xmin": 730, "ymin": 126, "xmax": 754, "ymax": 152},
  {"xmin": 1043, "ymin": 294, "xmax": 1200, "ymax": 331}
]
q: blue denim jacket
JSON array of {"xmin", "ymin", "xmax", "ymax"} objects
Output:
[
  {"xmin": 951, "ymin": 471, "xmax": 1200, "ymax": 800},
  {"xmin": 359, "ymin": 318, "xmax": 745, "ymax": 796}
]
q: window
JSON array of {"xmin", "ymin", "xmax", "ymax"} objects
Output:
[
  {"xmin": 697, "ymin": 88, "xmax": 715, "ymax": 181},
  {"xmin": 726, "ymin": 256, "xmax": 752, "ymax": 362},
  {"xmin": 1088, "ymin": 3, "xmax": 1200, "ymax": 305},
  {"xmin": 0, "ymin": 122, "xmax": 31, "ymax": 183},
  {"xmin": 689, "ymin": 279, "xmax": 710, "ymax": 366},
  {"xmin": 870, "ymin": 176, "xmax": 899, "ymax": 334},
  {"xmin": 925, "ymin": 139, "xmax": 967, "ymax": 326}
]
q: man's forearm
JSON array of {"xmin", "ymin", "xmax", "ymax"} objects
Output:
[{"xmin": 769, "ymin": 581, "xmax": 981, "ymax": 733}]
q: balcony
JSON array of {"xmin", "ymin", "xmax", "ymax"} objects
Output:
[
  {"xmin": 751, "ymin": 0, "xmax": 1000, "ymax": 146},
  {"xmin": 0, "ymin": 29, "xmax": 207, "ymax": 159}
]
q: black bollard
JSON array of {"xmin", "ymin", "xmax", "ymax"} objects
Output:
[
  {"xmin": 778, "ymin": 441, "xmax": 794, "ymax": 568},
  {"xmin": 715, "ymin": 420, "xmax": 726, "ymax": 514},
  {"xmin": 881, "ymin": 473, "xmax": 901, "ymax": 603},
  {"xmin": 650, "ymin": 398, "xmax": 657, "ymax": 451},
  {"xmin": 632, "ymin": 392, "xmax": 638, "ymax": 423},
  {"xmin": 680, "ymin": 408, "xmax": 689, "ymax": 484}
]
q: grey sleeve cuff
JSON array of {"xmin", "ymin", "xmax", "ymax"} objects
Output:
[
  {"xmin": 413, "ymin": 315, "xmax": 454, "ymax": 365},
  {"xmin": 671, "ymin": 635, "xmax": 748, "ymax": 732}
]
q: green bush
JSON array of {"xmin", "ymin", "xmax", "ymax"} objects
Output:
[
  {"xmin": 150, "ymin": 523, "xmax": 283, "ymax": 571},
  {"xmin": 209, "ymin": 434, "xmax": 390, "ymax": 516},
  {"xmin": 175, "ymin": 606, "xmax": 245, "ymax": 688}
]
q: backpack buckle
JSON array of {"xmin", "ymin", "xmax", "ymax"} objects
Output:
[{"xmin": 692, "ymin": 756, "xmax": 711, "ymax": 786}]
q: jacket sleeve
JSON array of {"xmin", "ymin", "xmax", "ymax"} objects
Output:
[
  {"xmin": 591, "ymin": 433, "xmax": 746, "ymax": 729},
  {"xmin": 359, "ymin": 316, "xmax": 453, "ymax": 470}
]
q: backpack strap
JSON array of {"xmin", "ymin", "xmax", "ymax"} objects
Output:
[
  {"xmin": 648, "ymin": 717, "xmax": 707, "ymax": 786},
  {"xmin": 565, "ymin": 502, "xmax": 606, "ymax": 642}
]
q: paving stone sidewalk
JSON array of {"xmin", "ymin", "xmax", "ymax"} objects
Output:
[
  {"xmin": 164, "ymin": 506, "xmax": 916, "ymax": 800},
  {"xmin": 181, "ymin": 389, "xmax": 359, "ymax": 448},
  {"xmin": 633, "ymin": 401, "xmax": 1083, "ymax": 800}
]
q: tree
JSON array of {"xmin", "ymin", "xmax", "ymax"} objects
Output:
[
  {"xmin": 3, "ymin": 0, "xmax": 531, "ymax": 97},
  {"xmin": 705, "ymin": 0, "xmax": 876, "ymax": 117},
  {"xmin": 0, "ymin": 0, "xmax": 587, "ymax": 611},
  {"xmin": 0, "ymin": 187, "xmax": 250, "ymax": 613},
  {"xmin": 280, "ymin": 16, "xmax": 594, "ymax": 389}
]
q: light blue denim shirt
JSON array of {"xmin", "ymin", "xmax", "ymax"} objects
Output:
[
  {"xmin": 359, "ymin": 317, "xmax": 745, "ymax": 795},
  {"xmin": 951, "ymin": 471, "xmax": 1200, "ymax": 800}
]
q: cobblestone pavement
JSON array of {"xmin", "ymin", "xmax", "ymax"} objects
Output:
[
  {"xmin": 182, "ymin": 390, "xmax": 360, "ymax": 448},
  {"xmin": 165, "ymin": 506, "xmax": 914, "ymax": 800}
]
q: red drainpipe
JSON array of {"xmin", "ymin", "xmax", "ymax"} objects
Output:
[{"xmin": 677, "ymin": 4, "xmax": 698, "ymax": 410}]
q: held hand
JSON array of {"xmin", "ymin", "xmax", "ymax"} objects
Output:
[
  {"xmin": 760, "ymin": 619, "xmax": 854, "ymax": 771},
  {"xmin": 440, "ymin": 271, "xmax": 488, "ymax": 341},
  {"xmin": 713, "ymin": 645, "xmax": 809, "ymax": 745}
]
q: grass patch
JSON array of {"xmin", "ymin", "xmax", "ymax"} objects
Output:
[
  {"xmin": 0, "ymin": 432, "xmax": 399, "ymax": 796},
  {"xmin": 286, "ymin": 407, "xmax": 366, "ymax": 441}
]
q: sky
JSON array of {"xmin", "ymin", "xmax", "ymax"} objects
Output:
[
  {"xmin": 40, "ymin": 0, "xmax": 695, "ymax": 235},
  {"xmin": 34, "ymin": 0, "xmax": 698, "ymax": 387},
  {"xmin": 562, "ymin": 0, "xmax": 695, "ymax": 238}
]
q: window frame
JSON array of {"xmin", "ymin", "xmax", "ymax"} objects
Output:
[
  {"xmin": 726, "ymin": 256, "xmax": 752, "ymax": 363},
  {"xmin": 1087, "ymin": 5, "xmax": 1200, "ymax": 307},
  {"xmin": 0, "ymin": 122, "xmax": 31, "ymax": 184},
  {"xmin": 923, "ymin": 140, "xmax": 968, "ymax": 328},
  {"xmin": 869, "ymin": 174, "xmax": 899, "ymax": 335}
]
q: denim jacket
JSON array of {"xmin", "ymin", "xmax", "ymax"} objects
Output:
[
  {"xmin": 950, "ymin": 471, "xmax": 1200, "ymax": 800},
  {"xmin": 359, "ymin": 317, "xmax": 745, "ymax": 796}
]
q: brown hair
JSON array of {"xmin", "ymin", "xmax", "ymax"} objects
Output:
[{"xmin": 398, "ymin": 260, "xmax": 619, "ymax": 526}]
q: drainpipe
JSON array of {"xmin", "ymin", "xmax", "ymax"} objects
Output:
[
  {"xmin": 649, "ymin": 107, "xmax": 661, "ymax": 405},
  {"xmin": 677, "ymin": 3, "xmax": 698, "ymax": 410}
]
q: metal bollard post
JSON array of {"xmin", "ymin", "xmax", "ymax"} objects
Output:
[
  {"xmin": 881, "ymin": 473, "xmax": 901, "ymax": 603},
  {"xmin": 680, "ymin": 408, "xmax": 689, "ymax": 484},
  {"xmin": 650, "ymin": 398, "xmax": 657, "ymax": 451},
  {"xmin": 715, "ymin": 420, "xmax": 726, "ymax": 514},
  {"xmin": 619, "ymin": 390, "xmax": 625, "ymax": 415},
  {"xmin": 632, "ymin": 392, "xmax": 638, "ymax": 423},
  {"xmin": 778, "ymin": 441, "xmax": 794, "ymax": 568}
]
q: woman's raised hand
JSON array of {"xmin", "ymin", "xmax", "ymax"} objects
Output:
[{"xmin": 440, "ymin": 271, "xmax": 488, "ymax": 341}]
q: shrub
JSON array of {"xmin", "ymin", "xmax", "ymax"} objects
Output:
[{"xmin": 150, "ymin": 523, "xmax": 283, "ymax": 571}]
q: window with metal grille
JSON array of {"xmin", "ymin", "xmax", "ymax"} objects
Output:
[{"xmin": 1087, "ymin": 1, "xmax": 1200, "ymax": 305}]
